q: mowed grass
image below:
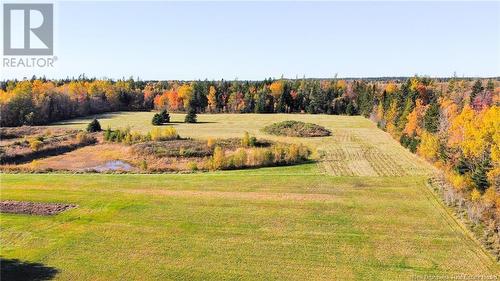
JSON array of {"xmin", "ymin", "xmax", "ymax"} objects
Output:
[
  {"xmin": 1, "ymin": 172, "xmax": 498, "ymax": 280},
  {"xmin": 1, "ymin": 113, "xmax": 498, "ymax": 280}
]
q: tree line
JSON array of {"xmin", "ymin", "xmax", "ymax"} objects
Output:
[{"xmin": 0, "ymin": 77, "xmax": 366, "ymax": 127}]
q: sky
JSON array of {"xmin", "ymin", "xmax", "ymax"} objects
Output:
[{"xmin": 2, "ymin": 1, "xmax": 500, "ymax": 80}]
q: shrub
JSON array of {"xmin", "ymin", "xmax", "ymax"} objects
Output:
[
  {"xmin": 262, "ymin": 120, "xmax": 331, "ymax": 137},
  {"xmin": 232, "ymin": 148, "xmax": 248, "ymax": 167},
  {"xmin": 140, "ymin": 160, "xmax": 148, "ymax": 171},
  {"xmin": 86, "ymin": 119, "xmax": 102, "ymax": 132},
  {"xmin": 241, "ymin": 132, "xmax": 251, "ymax": 147},
  {"xmin": 132, "ymin": 139, "xmax": 210, "ymax": 158},
  {"xmin": 287, "ymin": 144, "xmax": 300, "ymax": 163},
  {"xmin": 207, "ymin": 143, "xmax": 310, "ymax": 171},
  {"xmin": 104, "ymin": 126, "xmax": 112, "ymax": 140},
  {"xmin": 30, "ymin": 159, "xmax": 41, "ymax": 170},
  {"xmin": 28, "ymin": 138, "xmax": 43, "ymax": 151},
  {"xmin": 76, "ymin": 131, "xmax": 96, "ymax": 145},
  {"xmin": 241, "ymin": 132, "xmax": 257, "ymax": 148},
  {"xmin": 150, "ymin": 127, "xmax": 178, "ymax": 141},
  {"xmin": 207, "ymin": 138, "xmax": 215, "ymax": 148},
  {"xmin": 104, "ymin": 127, "xmax": 153, "ymax": 144},
  {"xmin": 211, "ymin": 146, "xmax": 225, "ymax": 170},
  {"xmin": 187, "ymin": 161, "xmax": 198, "ymax": 171},
  {"xmin": 249, "ymin": 136, "xmax": 257, "ymax": 147}
]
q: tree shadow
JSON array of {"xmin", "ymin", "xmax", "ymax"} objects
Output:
[
  {"xmin": 49, "ymin": 111, "xmax": 136, "ymax": 126},
  {"xmin": 167, "ymin": 121, "xmax": 217, "ymax": 124},
  {"xmin": 1, "ymin": 258, "xmax": 59, "ymax": 281},
  {"xmin": 153, "ymin": 121, "xmax": 217, "ymax": 126}
]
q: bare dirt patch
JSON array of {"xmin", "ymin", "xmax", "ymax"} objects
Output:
[{"xmin": 0, "ymin": 201, "xmax": 76, "ymax": 215}]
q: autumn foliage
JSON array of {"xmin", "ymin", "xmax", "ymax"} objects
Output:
[{"xmin": 369, "ymin": 77, "xmax": 500, "ymax": 258}]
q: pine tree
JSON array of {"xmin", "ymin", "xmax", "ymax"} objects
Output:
[
  {"xmin": 486, "ymin": 80, "xmax": 494, "ymax": 91},
  {"xmin": 423, "ymin": 102, "xmax": 440, "ymax": 133},
  {"xmin": 454, "ymin": 156, "xmax": 470, "ymax": 175},
  {"xmin": 471, "ymin": 157, "xmax": 492, "ymax": 192},
  {"xmin": 471, "ymin": 80, "xmax": 483, "ymax": 101},
  {"xmin": 86, "ymin": 118, "xmax": 102, "ymax": 132},
  {"xmin": 185, "ymin": 107, "xmax": 197, "ymax": 123},
  {"xmin": 159, "ymin": 109, "xmax": 170, "ymax": 123},
  {"xmin": 152, "ymin": 113, "xmax": 163, "ymax": 125}
]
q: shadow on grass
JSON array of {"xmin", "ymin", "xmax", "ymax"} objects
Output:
[
  {"xmin": 165, "ymin": 121, "xmax": 217, "ymax": 124},
  {"xmin": 1, "ymin": 258, "xmax": 59, "ymax": 281},
  {"xmin": 49, "ymin": 121, "xmax": 88, "ymax": 126},
  {"xmin": 50, "ymin": 111, "xmax": 146, "ymax": 126}
]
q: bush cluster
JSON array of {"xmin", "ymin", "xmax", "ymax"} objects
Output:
[
  {"xmin": 132, "ymin": 139, "xmax": 210, "ymax": 158},
  {"xmin": 152, "ymin": 110, "xmax": 170, "ymax": 125},
  {"xmin": 76, "ymin": 132, "xmax": 97, "ymax": 145},
  {"xmin": 241, "ymin": 131, "xmax": 257, "ymax": 147},
  {"xmin": 150, "ymin": 127, "xmax": 178, "ymax": 141},
  {"xmin": 104, "ymin": 126, "xmax": 178, "ymax": 144},
  {"xmin": 206, "ymin": 143, "xmax": 310, "ymax": 171},
  {"xmin": 262, "ymin": 120, "xmax": 331, "ymax": 137}
]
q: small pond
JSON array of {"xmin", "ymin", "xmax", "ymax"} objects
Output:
[{"xmin": 90, "ymin": 160, "xmax": 133, "ymax": 172}]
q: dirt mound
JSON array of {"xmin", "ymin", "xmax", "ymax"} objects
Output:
[
  {"xmin": 262, "ymin": 120, "xmax": 331, "ymax": 137},
  {"xmin": 0, "ymin": 201, "xmax": 76, "ymax": 215}
]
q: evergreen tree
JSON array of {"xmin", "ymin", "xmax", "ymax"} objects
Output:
[
  {"xmin": 86, "ymin": 118, "xmax": 102, "ymax": 132},
  {"xmin": 486, "ymin": 80, "xmax": 494, "ymax": 91},
  {"xmin": 397, "ymin": 99, "xmax": 414, "ymax": 131},
  {"xmin": 455, "ymin": 156, "xmax": 471, "ymax": 175},
  {"xmin": 152, "ymin": 113, "xmax": 163, "ymax": 125},
  {"xmin": 471, "ymin": 80, "xmax": 483, "ymax": 101},
  {"xmin": 346, "ymin": 101, "xmax": 357, "ymax": 116},
  {"xmin": 152, "ymin": 109, "xmax": 170, "ymax": 125},
  {"xmin": 423, "ymin": 102, "xmax": 439, "ymax": 133},
  {"xmin": 185, "ymin": 107, "xmax": 197, "ymax": 123},
  {"xmin": 471, "ymin": 157, "xmax": 491, "ymax": 192},
  {"xmin": 159, "ymin": 109, "xmax": 170, "ymax": 123}
]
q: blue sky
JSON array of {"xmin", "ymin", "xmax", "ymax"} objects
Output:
[{"xmin": 3, "ymin": 1, "xmax": 500, "ymax": 80}]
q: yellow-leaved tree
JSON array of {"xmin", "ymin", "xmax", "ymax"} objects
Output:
[
  {"xmin": 449, "ymin": 105, "xmax": 499, "ymax": 160},
  {"xmin": 403, "ymin": 99, "xmax": 427, "ymax": 137},
  {"xmin": 385, "ymin": 82, "xmax": 397, "ymax": 94},
  {"xmin": 208, "ymin": 86, "xmax": 217, "ymax": 112},
  {"xmin": 178, "ymin": 84, "xmax": 193, "ymax": 109},
  {"xmin": 417, "ymin": 131, "xmax": 439, "ymax": 161},
  {"xmin": 269, "ymin": 81, "xmax": 284, "ymax": 100},
  {"xmin": 385, "ymin": 100, "xmax": 399, "ymax": 136}
]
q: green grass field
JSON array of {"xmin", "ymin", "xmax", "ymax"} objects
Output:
[{"xmin": 1, "ymin": 113, "xmax": 498, "ymax": 280}]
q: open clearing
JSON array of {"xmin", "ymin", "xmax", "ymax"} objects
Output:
[
  {"xmin": 52, "ymin": 112, "xmax": 433, "ymax": 177},
  {"xmin": 1, "ymin": 113, "xmax": 498, "ymax": 280}
]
